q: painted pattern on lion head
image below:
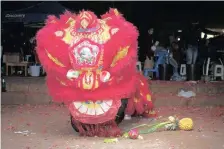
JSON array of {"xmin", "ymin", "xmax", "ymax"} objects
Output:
[{"xmin": 36, "ymin": 8, "xmax": 156, "ymax": 137}]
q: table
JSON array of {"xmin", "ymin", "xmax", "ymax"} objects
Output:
[{"xmin": 6, "ymin": 62, "xmax": 31, "ymax": 76}]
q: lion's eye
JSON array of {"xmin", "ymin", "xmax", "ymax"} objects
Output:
[{"xmin": 73, "ymin": 100, "xmax": 113, "ymax": 116}]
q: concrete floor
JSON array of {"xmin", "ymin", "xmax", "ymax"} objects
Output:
[
  {"xmin": 2, "ymin": 77, "xmax": 224, "ymax": 107},
  {"xmin": 2, "ymin": 105, "xmax": 224, "ymax": 149}
]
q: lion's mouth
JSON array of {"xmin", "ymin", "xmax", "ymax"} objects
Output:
[{"xmin": 73, "ymin": 100, "xmax": 113, "ymax": 116}]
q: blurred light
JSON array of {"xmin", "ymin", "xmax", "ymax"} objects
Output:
[
  {"xmin": 177, "ymin": 38, "xmax": 180, "ymax": 41},
  {"xmin": 201, "ymin": 32, "xmax": 214, "ymax": 39},
  {"xmin": 178, "ymin": 30, "xmax": 182, "ymax": 32}
]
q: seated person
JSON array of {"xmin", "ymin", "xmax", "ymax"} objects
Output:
[
  {"xmin": 170, "ymin": 41, "xmax": 181, "ymax": 64},
  {"xmin": 151, "ymin": 41, "xmax": 183, "ymax": 81}
]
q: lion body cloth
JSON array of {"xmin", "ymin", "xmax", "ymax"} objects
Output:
[{"xmin": 36, "ymin": 8, "xmax": 156, "ymax": 137}]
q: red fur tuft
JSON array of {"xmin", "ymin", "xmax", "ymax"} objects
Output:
[
  {"xmin": 36, "ymin": 9, "xmax": 156, "ymax": 131},
  {"xmin": 45, "ymin": 15, "xmax": 58, "ymax": 25}
]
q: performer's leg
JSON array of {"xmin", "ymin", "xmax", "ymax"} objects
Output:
[
  {"xmin": 192, "ymin": 46, "xmax": 198, "ymax": 64},
  {"xmin": 116, "ymin": 99, "xmax": 129, "ymax": 122},
  {"xmin": 186, "ymin": 46, "xmax": 193, "ymax": 64},
  {"xmin": 169, "ymin": 57, "xmax": 179, "ymax": 74}
]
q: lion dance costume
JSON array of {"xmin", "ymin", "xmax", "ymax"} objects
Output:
[{"xmin": 36, "ymin": 8, "xmax": 156, "ymax": 137}]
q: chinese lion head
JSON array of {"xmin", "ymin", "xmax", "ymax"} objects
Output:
[{"xmin": 36, "ymin": 8, "xmax": 156, "ymax": 137}]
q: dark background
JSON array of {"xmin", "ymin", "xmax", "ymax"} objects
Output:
[
  {"xmin": 2, "ymin": 1, "xmax": 224, "ymax": 24},
  {"xmin": 2, "ymin": 1, "xmax": 224, "ymax": 61}
]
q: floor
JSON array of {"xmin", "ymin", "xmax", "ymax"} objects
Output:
[
  {"xmin": 2, "ymin": 104, "xmax": 224, "ymax": 149},
  {"xmin": 3, "ymin": 76, "xmax": 224, "ymax": 106}
]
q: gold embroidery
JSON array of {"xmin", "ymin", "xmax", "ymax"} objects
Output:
[
  {"xmin": 82, "ymin": 71, "xmax": 100, "ymax": 90},
  {"xmin": 111, "ymin": 46, "xmax": 129, "ymax": 67},
  {"xmin": 81, "ymin": 19, "xmax": 89, "ymax": 29},
  {"xmin": 80, "ymin": 12, "xmax": 92, "ymax": 19},
  {"xmin": 98, "ymin": 20, "xmax": 111, "ymax": 43},
  {"xmin": 45, "ymin": 49, "xmax": 65, "ymax": 67},
  {"xmin": 63, "ymin": 28, "xmax": 74, "ymax": 44},
  {"xmin": 62, "ymin": 19, "xmax": 112, "ymax": 45},
  {"xmin": 66, "ymin": 17, "xmax": 76, "ymax": 26},
  {"xmin": 146, "ymin": 94, "xmax": 151, "ymax": 101},
  {"xmin": 114, "ymin": 9, "xmax": 119, "ymax": 16},
  {"xmin": 82, "ymin": 71, "xmax": 94, "ymax": 90},
  {"xmin": 56, "ymin": 77, "xmax": 67, "ymax": 86},
  {"xmin": 62, "ymin": 18, "xmax": 76, "ymax": 44}
]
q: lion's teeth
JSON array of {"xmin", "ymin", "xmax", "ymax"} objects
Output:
[
  {"xmin": 73, "ymin": 102, "xmax": 82, "ymax": 109},
  {"xmin": 87, "ymin": 108, "xmax": 96, "ymax": 115},
  {"xmin": 100, "ymin": 102, "xmax": 110, "ymax": 112},
  {"xmin": 95, "ymin": 107, "xmax": 104, "ymax": 115},
  {"xmin": 78, "ymin": 105, "xmax": 88, "ymax": 114},
  {"xmin": 73, "ymin": 100, "xmax": 113, "ymax": 116},
  {"xmin": 105, "ymin": 100, "xmax": 112, "ymax": 106}
]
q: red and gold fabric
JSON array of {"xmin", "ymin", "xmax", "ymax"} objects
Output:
[{"xmin": 36, "ymin": 8, "xmax": 156, "ymax": 137}]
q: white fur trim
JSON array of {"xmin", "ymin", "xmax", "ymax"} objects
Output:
[{"xmin": 66, "ymin": 69, "xmax": 79, "ymax": 79}]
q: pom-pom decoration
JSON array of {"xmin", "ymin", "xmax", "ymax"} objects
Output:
[
  {"xmin": 128, "ymin": 129, "xmax": 139, "ymax": 139},
  {"xmin": 122, "ymin": 116, "xmax": 194, "ymax": 140},
  {"xmin": 179, "ymin": 118, "xmax": 194, "ymax": 131}
]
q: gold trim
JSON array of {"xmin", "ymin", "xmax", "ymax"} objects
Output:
[
  {"xmin": 111, "ymin": 46, "xmax": 129, "ymax": 67},
  {"xmin": 66, "ymin": 17, "xmax": 76, "ymax": 26},
  {"xmin": 146, "ymin": 94, "xmax": 151, "ymax": 101},
  {"xmin": 62, "ymin": 19, "xmax": 112, "ymax": 45},
  {"xmin": 56, "ymin": 77, "xmax": 67, "ymax": 86},
  {"xmin": 45, "ymin": 49, "xmax": 65, "ymax": 67},
  {"xmin": 114, "ymin": 9, "xmax": 119, "ymax": 16}
]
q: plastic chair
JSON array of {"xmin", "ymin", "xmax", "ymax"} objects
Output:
[
  {"xmin": 180, "ymin": 64, "xmax": 186, "ymax": 76},
  {"xmin": 136, "ymin": 61, "xmax": 142, "ymax": 72},
  {"xmin": 213, "ymin": 58, "xmax": 224, "ymax": 80},
  {"xmin": 213, "ymin": 64, "xmax": 224, "ymax": 80},
  {"xmin": 203, "ymin": 57, "xmax": 224, "ymax": 81},
  {"xmin": 144, "ymin": 48, "xmax": 169, "ymax": 79},
  {"xmin": 143, "ymin": 56, "xmax": 161, "ymax": 79}
]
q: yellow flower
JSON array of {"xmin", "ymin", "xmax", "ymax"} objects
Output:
[{"xmin": 179, "ymin": 118, "xmax": 193, "ymax": 131}]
